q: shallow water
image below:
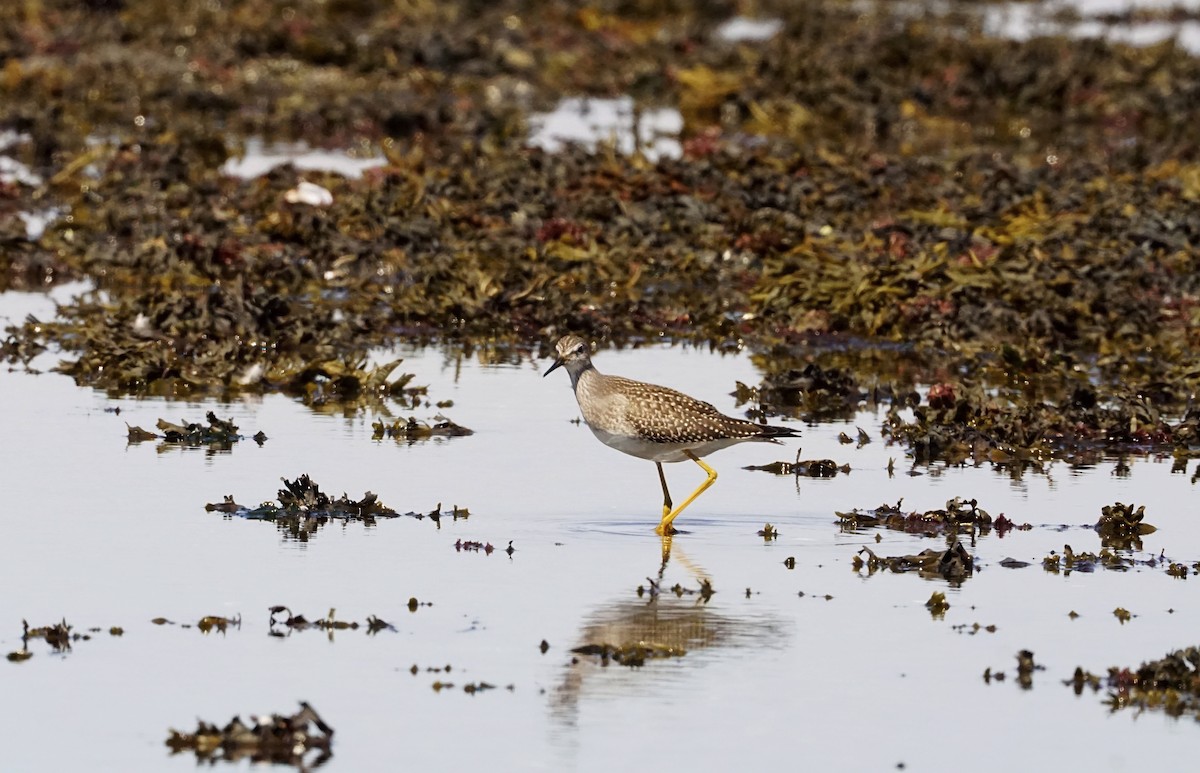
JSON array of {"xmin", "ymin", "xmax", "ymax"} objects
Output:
[{"xmin": 2, "ymin": 286, "xmax": 1199, "ymax": 771}]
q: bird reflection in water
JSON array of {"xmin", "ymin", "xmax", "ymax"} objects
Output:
[{"xmin": 550, "ymin": 534, "xmax": 788, "ymax": 724}]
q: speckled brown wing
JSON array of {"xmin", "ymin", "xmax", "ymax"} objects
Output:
[{"xmin": 604, "ymin": 376, "xmax": 764, "ymax": 444}]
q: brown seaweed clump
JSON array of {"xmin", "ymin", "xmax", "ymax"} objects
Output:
[
  {"xmin": 1094, "ymin": 501, "xmax": 1157, "ymax": 549},
  {"xmin": 204, "ymin": 475, "xmax": 452, "ymax": 541},
  {"xmin": 165, "ymin": 702, "xmax": 333, "ymax": 767},
  {"xmin": 1069, "ymin": 647, "xmax": 1200, "ymax": 720},
  {"xmin": 372, "ymin": 415, "xmax": 474, "ymax": 441},
  {"xmin": 126, "ymin": 411, "xmax": 264, "ymax": 449},
  {"xmin": 853, "ymin": 541, "xmax": 974, "ymax": 584},
  {"xmin": 837, "ymin": 497, "xmax": 1010, "ymax": 537},
  {"xmin": 744, "ymin": 450, "xmax": 849, "ymax": 477},
  {"xmin": 4, "ymin": 0, "xmax": 1200, "ymax": 470}
]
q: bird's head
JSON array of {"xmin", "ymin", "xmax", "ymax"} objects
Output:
[{"xmin": 543, "ymin": 334, "xmax": 592, "ymax": 378}]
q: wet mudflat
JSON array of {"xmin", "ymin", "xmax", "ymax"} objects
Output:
[
  {"xmin": 3, "ymin": 288, "xmax": 1199, "ymax": 771},
  {"xmin": 6, "ymin": 0, "xmax": 1200, "ymax": 769}
]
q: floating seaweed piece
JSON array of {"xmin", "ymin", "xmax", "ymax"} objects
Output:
[
  {"xmin": 165, "ymin": 701, "xmax": 333, "ymax": 767},
  {"xmin": 125, "ymin": 424, "xmax": 158, "ymax": 442},
  {"xmin": 757, "ymin": 523, "xmax": 778, "ymax": 540},
  {"xmin": 984, "ymin": 650, "xmax": 1041, "ymax": 689},
  {"xmin": 197, "ymin": 615, "xmax": 241, "ymax": 634},
  {"xmin": 405, "ymin": 597, "xmax": 435, "ymax": 612},
  {"xmin": 425, "ymin": 502, "xmax": 470, "ymax": 527},
  {"xmin": 7, "ymin": 619, "xmax": 74, "ymax": 661},
  {"xmin": 455, "ymin": 539, "xmax": 494, "ymax": 554},
  {"xmin": 837, "ymin": 497, "xmax": 1012, "ymax": 537},
  {"xmin": 372, "ymin": 415, "xmax": 474, "ymax": 441},
  {"xmin": 925, "ymin": 591, "xmax": 949, "ymax": 618},
  {"xmin": 1069, "ymin": 646, "xmax": 1200, "ymax": 719},
  {"xmin": 1041, "ymin": 545, "xmax": 1136, "ymax": 574},
  {"xmin": 1016, "ymin": 650, "xmax": 1039, "ymax": 690},
  {"xmin": 744, "ymin": 449, "xmax": 849, "ymax": 477},
  {"xmin": 837, "ymin": 427, "xmax": 872, "ymax": 446},
  {"xmin": 205, "ymin": 475, "xmax": 447, "ymax": 541},
  {"xmin": 1094, "ymin": 502, "xmax": 1157, "ymax": 550},
  {"xmin": 267, "ymin": 606, "xmax": 393, "ymax": 636},
  {"xmin": 992, "ymin": 514, "xmax": 1032, "ymax": 537},
  {"xmin": 126, "ymin": 411, "xmax": 255, "ymax": 451},
  {"xmin": 462, "ymin": 682, "xmax": 498, "ymax": 695},
  {"xmin": 853, "ymin": 541, "xmax": 974, "ymax": 583}
]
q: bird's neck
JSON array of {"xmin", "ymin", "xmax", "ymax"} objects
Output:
[{"xmin": 568, "ymin": 362, "xmax": 597, "ymax": 392}]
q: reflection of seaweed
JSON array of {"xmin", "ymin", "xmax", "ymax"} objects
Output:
[
  {"xmin": 205, "ymin": 475, "xmax": 466, "ymax": 542},
  {"xmin": 165, "ymin": 702, "xmax": 333, "ymax": 768},
  {"xmin": 736, "ymin": 362, "xmax": 869, "ymax": 423}
]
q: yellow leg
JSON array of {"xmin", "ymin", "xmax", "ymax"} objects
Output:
[{"xmin": 655, "ymin": 451, "xmax": 717, "ymax": 535}]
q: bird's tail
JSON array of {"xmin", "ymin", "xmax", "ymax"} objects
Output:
[{"xmin": 758, "ymin": 424, "xmax": 801, "ymax": 440}]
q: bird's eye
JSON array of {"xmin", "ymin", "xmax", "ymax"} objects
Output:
[{"xmin": 575, "ymin": 344, "xmax": 586, "ymax": 354}]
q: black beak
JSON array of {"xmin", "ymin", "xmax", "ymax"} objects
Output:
[{"xmin": 543, "ymin": 357, "xmax": 563, "ymax": 377}]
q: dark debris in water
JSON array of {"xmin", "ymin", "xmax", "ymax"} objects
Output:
[
  {"xmin": 1069, "ymin": 646, "xmax": 1200, "ymax": 720},
  {"xmin": 165, "ymin": 702, "xmax": 332, "ymax": 768},
  {"xmin": 205, "ymin": 475, "xmax": 457, "ymax": 541}
]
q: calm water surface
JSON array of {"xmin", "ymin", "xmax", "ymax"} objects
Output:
[{"xmin": 2, "ymin": 287, "xmax": 1198, "ymax": 772}]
